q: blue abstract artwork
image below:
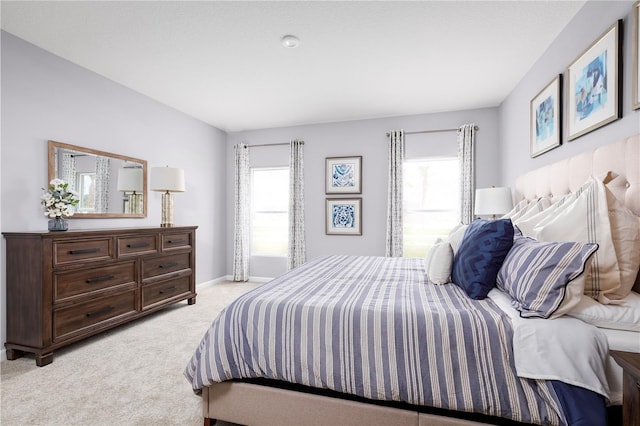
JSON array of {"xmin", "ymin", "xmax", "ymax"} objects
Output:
[
  {"xmin": 535, "ymin": 95, "xmax": 555, "ymax": 142},
  {"xmin": 332, "ymin": 204, "xmax": 355, "ymax": 228},
  {"xmin": 575, "ymin": 52, "xmax": 607, "ymax": 121},
  {"xmin": 332, "ymin": 164, "xmax": 355, "ymax": 188}
]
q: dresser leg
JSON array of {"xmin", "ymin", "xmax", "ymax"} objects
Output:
[
  {"xmin": 35, "ymin": 352, "xmax": 54, "ymax": 367},
  {"xmin": 188, "ymin": 297, "xmax": 196, "ymax": 305},
  {"xmin": 6, "ymin": 348, "xmax": 25, "ymax": 360},
  {"xmin": 203, "ymin": 418, "xmax": 217, "ymax": 426}
]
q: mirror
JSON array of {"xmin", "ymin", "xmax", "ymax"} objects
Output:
[{"xmin": 48, "ymin": 140, "xmax": 147, "ymax": 218}]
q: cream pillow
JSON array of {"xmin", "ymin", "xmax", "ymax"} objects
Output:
[
  {"xmin": 604, "ymin": 173, "xmax": 640, "ymax": 299},
  {"xmin": 424, "ymin": 240, "xmax": 454, "ymax": 285},
  {"xmin": 447, "ymin": 224, "xmax": 468, "ymax": 255},
  {"xmin": 532, "ymin": 175, "xmax": 621, "ymax": 303}
]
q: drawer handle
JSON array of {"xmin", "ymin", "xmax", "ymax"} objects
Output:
[
  {"xmin": 69, "ymin": 248, "xmax": 100, "ymax": 255},
  {"xmin": 127, "ymin": 242, "xmax": 150, "ymax": 249},
  {"xmin": 85, "ymin": 275, "xmax": 115, "ymax": 284},
  {"xmin": 167, "ymin": 239, "xmax": 185, "ymax": 244},
  {"xmin": 159, "ymin": 261, "xmax": 178, "ymax": 269},
  {"xmin": 86, "ymin": 306, "xmax": 115, "ymax": 318},
  {"xmin": 159, "ymin": 286, "xmax": 177, "ymax": 295}
]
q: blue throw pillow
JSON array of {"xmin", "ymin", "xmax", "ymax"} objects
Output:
[{"xmin": 451, "ymin": 219, "xmax": 514, "ymax": 299}]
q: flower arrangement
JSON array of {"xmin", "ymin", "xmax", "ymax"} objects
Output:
[{"xmin": 41, "ymin": 179, "xmax": 80, "ymax": 218}]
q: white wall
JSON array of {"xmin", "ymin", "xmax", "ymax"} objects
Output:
[
  {"xmin": 227, "ymin": 108, "xmax": 500, "ymax": 278},
  {"xmin": 499, "ymin": 0, "xmax": 640, "ymax": 186},
  {"xmin": 0, "ymin": 32, "xmax": 228, "ymax": 360}
]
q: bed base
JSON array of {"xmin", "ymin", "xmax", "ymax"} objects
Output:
[{"xmin": 203, "ymin": 380, "xmax": 508, "ymax": 426}]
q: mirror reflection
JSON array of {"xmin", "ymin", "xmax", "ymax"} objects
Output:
[{"xmin": 48, "ymin": 140, "xmax": 147, "ymax": 218}]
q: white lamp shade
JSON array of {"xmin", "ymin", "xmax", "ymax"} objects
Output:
[
  {"xmin": 117, "ymin": 168, "xmax": 143, "ymax": 192},
  {"xmin": 474, "ymin": 187, "xmax": 513, "ymax": 216},
  {"xmin": 151, "ymin": 167, "xmax": 185, "ymax": 192}
]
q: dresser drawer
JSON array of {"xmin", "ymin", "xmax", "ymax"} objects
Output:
[
  {"xmin": 54, "ymin": 238, "xmax": 113, "ymax": 265},
  {"xmin": 142, "ymin": 253, "xmax": 191, "ymax": 279},
  {"xmin": 53, "ymin": 290, "xmax": 137, "ymax": 341},
  {"xmin": 53, "ymin": 262, "xmax": 136, "ymax": 302},
  {"xmin": 117, "ymin": 235, "xmax": 158, "ymax": 256},
  {"xmin": 142, "ymin": 276, "xmax": 191, "ymax": 308},
  {"xmin": 162, "ymin": 232, "xmax": 192, "ymax": 250}
]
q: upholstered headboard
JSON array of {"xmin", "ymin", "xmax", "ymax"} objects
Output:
[
  {"xmin": 514, "ymin": 134, "xmax": 640, "ymax": 215},
  {"xmin": 514, "ymin": 133, "xmax": 640, "ymax": 292}
]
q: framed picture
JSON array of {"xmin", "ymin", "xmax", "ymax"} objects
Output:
[
  {"xmin": 325, "ymin": 156, "xmax": 362, "ymax": 194},
  {"xmin": 633, "ymin": 1, "xmax": 640, "ymax": 110},
  {"xmin": 326, "ymin": 198, "xmax": 362, "ymax": 235},
  {"xmin": 566, "ymin": 20, "xmax": 622, "ymax": 141},
  {"xmin": 530, "ymin": 75, "xmax": 562, "ymax": 157}
]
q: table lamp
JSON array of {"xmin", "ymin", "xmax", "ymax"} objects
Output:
[
  {"xmin": 117, "ymin": 167, "xmax": 144, "ymax": 214},
  {"xmin": 474, "ymin": 187, "xmax": 513, "ymax": 220},
  {"xmin": 151, "ymin": 166, "xmax": 185, "ymax": 227}
]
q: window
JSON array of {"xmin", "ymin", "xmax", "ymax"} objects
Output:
[
  {"xmin": 251, "ymin": 167, "xmax": 289, "ymax": 256},
  {"xmin": 403, "ymin": 158, "xmax": 460, "ymax": 258},
  {"xmin": 76, "ymin": 172, "xmax": 96, "ymax": 213}
]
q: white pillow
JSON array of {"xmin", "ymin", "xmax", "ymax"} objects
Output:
[
  {"xmin": 527, "ymin": 175, "xmax": 621, "ymax": 304},
  {"xmin": 447, "ymin": 224, "xmax": 468, "ymax": 255},
  {"xmin": 568, "ymin": 292, "xmax": 640, "ymax": 331},
  {"xmin": 514, "ymin": 193, "xmax": 576, "ymax": 236},
  {"xmin": 502, "ymin": 198, "xmax": 529, "ymax": 220},
  {"xmin": 424, "ymin": 240, "xmax": 454, "ymax": 285}
]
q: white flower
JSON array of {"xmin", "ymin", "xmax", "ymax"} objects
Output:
[{"xmin": 41, "ymin": 179, "xmax": 79, "ymax": 218}]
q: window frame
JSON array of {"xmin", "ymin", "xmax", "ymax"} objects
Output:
[{"xmin": 249, "ymin": 166, "xmax": 289, "ymax": 257}]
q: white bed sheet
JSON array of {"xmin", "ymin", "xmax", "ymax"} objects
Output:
[{"xmin": 488, "ymin": 288, "xmax": 610, "ymax": 399}]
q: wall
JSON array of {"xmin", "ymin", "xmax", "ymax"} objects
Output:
[
  {"xmin": 227, "ymin": 108, "xmax": 500, "ymax": 278},
  {"xmin": 499, "ymin": 0, "xmax": 640, "ymax": 186},
  {"xmin": 0, "ymin": 32, "xmax": 228, "ymax": 360}
]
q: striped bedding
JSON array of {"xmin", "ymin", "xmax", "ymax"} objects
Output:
[{"xmin": 185, "ymin": 255, "xmax": 566, "ymax": 425}]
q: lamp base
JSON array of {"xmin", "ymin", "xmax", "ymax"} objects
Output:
[{"xmin": 160, "ymin": 191, "xmax": 174, "ymax": 227}]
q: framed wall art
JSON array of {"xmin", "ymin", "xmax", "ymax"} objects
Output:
[
  {"xmin": 566, "ymin": 20, "xmax": 622, "ymax": 141},
  {"xmin": 633, "ymin": 1, "xmax": 640, "ymax": 110},
  {"xmin": 530, "ymin": 74, "xmax": 562, "ymax": 157},
  {"xmin": 325, "ymin": 156, "xmax": 362, "ymax": 194},
  {"xmin": 326, "ymin": 198, "xmax": 362, "ymax": 235}
]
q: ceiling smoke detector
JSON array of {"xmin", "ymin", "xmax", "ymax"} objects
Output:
[{"xmin": 281, "ymin": 35, "xmax": 300, "ymax": 48}]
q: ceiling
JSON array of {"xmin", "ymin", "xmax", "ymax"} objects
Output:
[{"xmin": 1, "ymin": 1, "xmax": 586, "ymax": 132}]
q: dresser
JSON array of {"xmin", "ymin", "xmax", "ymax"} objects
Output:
[{"xmin": 3, "ymin": 226, "xmax": 197, "ymax": 366}]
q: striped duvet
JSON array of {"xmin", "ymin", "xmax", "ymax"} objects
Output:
[{"xmin": 185, "ymin": 255, "xmax": 565, "ymax": 425}]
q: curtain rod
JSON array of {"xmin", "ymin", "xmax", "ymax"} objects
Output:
[
  {"xmin": 244, "ymin": 142, "xmax": 290, "ymax": 148},
  {"xmin": 386, "ymin": 125, "xmax": 479, "ymax": 137}
]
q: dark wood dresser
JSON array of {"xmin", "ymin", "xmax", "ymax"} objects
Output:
[{"xmin": 3, "ymin": 226, "xmax": 197, "ymax": 366}]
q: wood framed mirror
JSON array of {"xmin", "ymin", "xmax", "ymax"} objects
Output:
[{"xmin": 48, "ymin": 140, "xmax": 147, "ymax": 218}]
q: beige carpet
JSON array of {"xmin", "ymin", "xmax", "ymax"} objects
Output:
[{"xmin": 1, "ymin": 280, "xmax": 262, "ymax": 426}]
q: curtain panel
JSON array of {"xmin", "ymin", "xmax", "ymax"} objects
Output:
[
  {"xmin": 94, "ymin": 156, "xmax": 110, "ymax": 213},
  {"xmin": 288, "ymin": 139, "xmax": 306, "ymax": 270},
  {"xmin": 233, "ymin": 144, "xmax": 250, "ymax": 282},
  {"xmin": 386, "ymin": 130, "xmax": 404, "ymax": 257},
  {"xmin": 458, "ymin": 124, "xmax": 476, "ymax": 224}
]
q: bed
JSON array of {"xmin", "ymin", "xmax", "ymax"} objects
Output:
[{"xmin": 185, "ymin": 134, "xmax": 640, "ymax": 426}]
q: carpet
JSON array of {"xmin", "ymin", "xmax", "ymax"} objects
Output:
[{"xmin": 1, "ymin": 280, "xmax": 261, "ymax": 425}]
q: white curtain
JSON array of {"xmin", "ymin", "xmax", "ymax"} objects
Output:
[
  {"xmin": 61, "ymin": 152, "xmax": 76, "ymax": 191},
  {"xmin": 233, "ymin": 144, "xmax": 250, "ymax": 282},
  {"xmin": 458, "ymin": 124, "xmax": 476, "ymax": 224},
  {"xmin": 288, "ymin": 140, "xmax": 306, "ymax": 270},
  {"xmin": 94, "ymin": 156, "xmax": 110, "ymax": 213},
  {"xmin": 385, "ymin": 130, "xmax": 404, "ymax": 257}
]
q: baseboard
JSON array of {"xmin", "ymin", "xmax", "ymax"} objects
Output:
[
  {"xmin": 223, "ymin": 275, "xmax": 273, "ymax": 283},
  {"xmin": 196, "ymin": 276, "xmax": 230, "ymax": 290},
  {"xmin": 1, "ymin": 348, "xmax": 6, "ymax": 362}
]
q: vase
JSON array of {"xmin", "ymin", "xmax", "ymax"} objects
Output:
[{"xmin": 48, "ymin": 217, "xmax": 68, "ymax": 232}]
